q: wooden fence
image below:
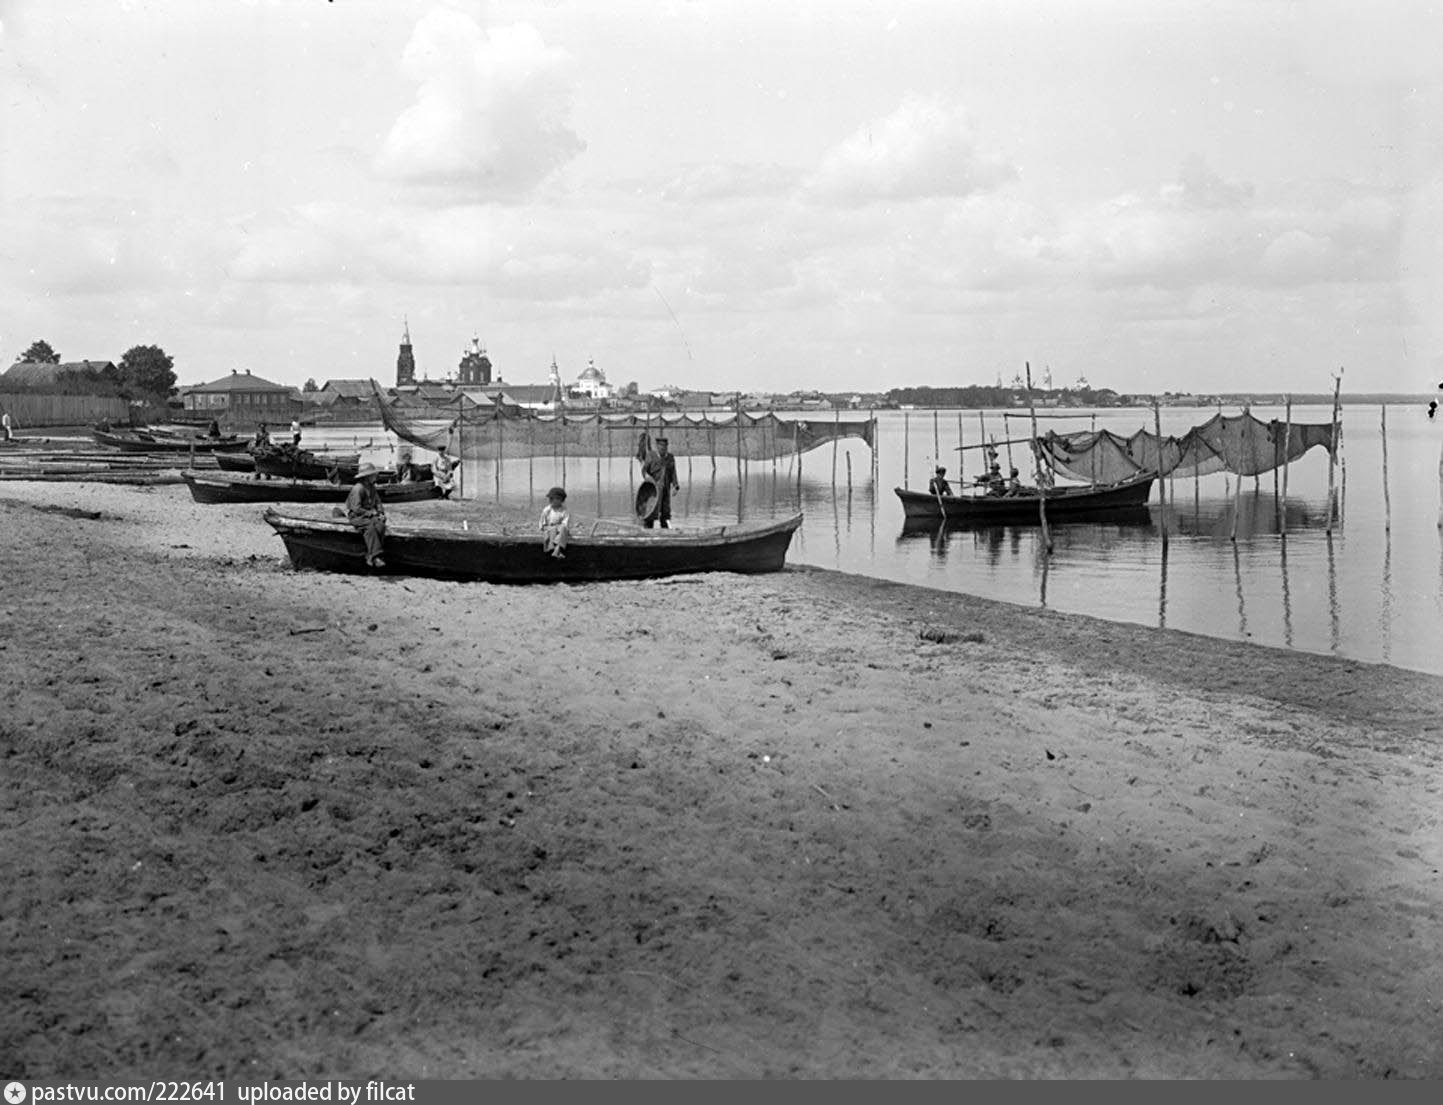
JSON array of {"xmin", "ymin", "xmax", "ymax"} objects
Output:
[{"xmin": 0, "ymin": 392, "xmax": 153, "ymax": 429}]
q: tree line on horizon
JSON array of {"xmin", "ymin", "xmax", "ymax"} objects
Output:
[
  {"xmin": 11, "ymin": 338, "xmax": 177, "ymax": 402},
  {"xmin": 884, "ymin": 383, "xmax": 1126, "ymax": 408}
]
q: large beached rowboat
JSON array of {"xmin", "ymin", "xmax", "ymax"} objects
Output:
[
  {"xmin": 264, "ymin": 507, "xmax": 804, "ymax": 583},
  {"xmin": 894, "ymin": 472, "xmax": 1156, "ymax": 523},
  {"xmin": 182, "ymin": 470, "xmax": 443, "ymax": 505}
]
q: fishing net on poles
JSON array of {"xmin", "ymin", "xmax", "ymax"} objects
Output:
[
  {"xmin": 1036, "ymin": 411, "xmax": 1339, "ymax": 483},
  {"xmin": 373, "ymin": 385, "xmax": 875, "ymax": 463}
]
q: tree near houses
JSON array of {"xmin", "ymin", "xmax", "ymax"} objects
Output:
[
  {"xmin": 18, "ymin": 339, "xmax": 60, "ymax": 364},
  {"xmin": 110, "ymin": 345, "xmax": 177, "ymax": 401}
]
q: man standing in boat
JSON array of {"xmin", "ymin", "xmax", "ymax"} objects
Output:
[
  {"xmin": 928, "ymin": 466, "xmax": 953, "ymax": 496},
  {"xmin": 639, "ymin": 433, "xmax": 681, "ymax": 529}
]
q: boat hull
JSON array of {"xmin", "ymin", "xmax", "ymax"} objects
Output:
[
  {"xmin": 264, "ymin": 509, "xmax": 804, "ymax": 582},
  {"xmin": 183, "ymin": 471, "xmax": 443, "ymax": 505},
  {"xmin": 92, "ymin": 428, "xmax": 249, "ymax": 453},
  {"xmin": 253, "ymin": 452, "xmax": 361, "ymax": 481},
  {"xmin": 894, "ymin": 474, "xmax": 1156, "ymax": 522}
]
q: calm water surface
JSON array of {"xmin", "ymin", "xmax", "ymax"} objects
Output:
[{"xmin": 311, "ymin": 404, "xmax": 1443, "ymax": 677}]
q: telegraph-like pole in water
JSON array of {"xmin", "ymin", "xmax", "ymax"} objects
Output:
[{"xmin": 1025, "ymin": 362, "xmax": 1052, "ymax": 553}]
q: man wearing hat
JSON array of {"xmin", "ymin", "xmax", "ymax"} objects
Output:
[
  {"xmin": 345, "ymin": 462, "xmax": 387, "ymax": 568},
  {"xmin": 927, "ymin": 465, "xmax": 952, "ymax": 496},
  {"xmin": 640, "ymin": 434, "xmax": 681, "ymax": 529}
]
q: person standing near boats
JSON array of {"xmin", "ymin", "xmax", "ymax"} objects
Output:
[
  {"xmin": 1, "ymin": 409, "xmax": 12, "ymax": 442},
  {"xmin": 345, "ymin": 462, "xmax": 387, "ymax": 568},
  {"xmin": 638, "ymin": 433, "xmax": 681, "ymax": 529},
  {"xmin": 290, "ymin": 417, "xmax": 302, "ymax": 447}
]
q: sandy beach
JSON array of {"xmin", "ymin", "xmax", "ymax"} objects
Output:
[{"xmin": 2, "ymin": 479, "xmax": 1441, "ymax": 1079}]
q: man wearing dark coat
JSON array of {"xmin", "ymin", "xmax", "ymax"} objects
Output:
[{"xmin": 641, "ymin": 435, "xmax": 681, "ymax": 529}]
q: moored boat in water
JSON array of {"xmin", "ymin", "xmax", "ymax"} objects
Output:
[
  {"xmin": 264, "ymin": 506, "xmax": 804, "ymax": 582},
  {"xmin": 894, "ymin": 472, "xmax": 1156, "ymax": 522}
]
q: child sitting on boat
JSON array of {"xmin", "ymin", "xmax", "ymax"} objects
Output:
[
  {"xmin": 433, "ymin": 445, "xmax": 458, "ymax": 499},
  {"xmin": 540, "ymin": 487, "xmax": 571, "ymax": 558}
]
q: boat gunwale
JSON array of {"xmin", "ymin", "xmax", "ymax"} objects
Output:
[{"xmin": 262, "ymin": 508, "xmax": 804, "ymax": 549}]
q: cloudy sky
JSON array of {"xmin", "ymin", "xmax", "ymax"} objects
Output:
[{"xmin": 3, "ymin": 0, "xmax": 1440, "ymax": 396}]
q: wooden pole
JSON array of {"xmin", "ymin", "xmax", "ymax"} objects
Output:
[
  {"xmin": 1326, "ymin": 371, "xmax": 1341, "ymax": 531},
  {"xmin": 833, "ymin": 407, "xmax": 841, "ymax": 486},
  {"xmin": 1280, "ymin": 396, "xmax": 1292, "ymax": 536},
  {"xmin": 1436, "ymin": 432, "xmax": 1443, "ymax": 530},
  {"xmin": 932, "ymin": 409, "xmax": 940, "ymax": 471},
  {"xmin": 903, "ymin": 409, "xmax": 910, "ymax": 489},
  {"xmin": 1025, "ymin": 363, "xmax": 1052, "ymax": 553},
  {"xmin": 1153, "ymin": 399, "xmax": 1168, "ymax": 546},
  {"xmin": 1230, "ymin": 449, "xmax": 1243, "ymax": 542},
  {"xmin": 956, "ymin": 411, "xmax": 964, "ymax": 484},
  {"xmin": 1381, "ymin": 403, "xmax": 1391, "ymax": 532}
]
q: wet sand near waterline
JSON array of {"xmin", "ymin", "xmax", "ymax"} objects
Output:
[{"xmin": 2, "ymin": 481, "xmax": 1441, "ymax": 1078}]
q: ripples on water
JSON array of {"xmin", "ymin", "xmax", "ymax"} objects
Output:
[{"xmin": 313, "ymin": 404, "xmax": 1443, "ymax": 676}]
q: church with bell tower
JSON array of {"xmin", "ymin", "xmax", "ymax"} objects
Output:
[
  {"xmin": 458, "ymin": 336, "xmax": 492, "ymax": 385},
  {"xmin": 395, "ymin": 319, "xmax": 417, "ymax": 387}
]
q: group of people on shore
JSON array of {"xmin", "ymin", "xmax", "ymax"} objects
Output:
[{"xmin": 344, "ymin": 432, "xmax": 685, "ymax": 570}]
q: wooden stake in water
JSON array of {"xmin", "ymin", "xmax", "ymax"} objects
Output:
[
  {"xmin": 1437, "ymin": 432, "xmax": 1443, "ymax": 530},
  {"xmin": 1381, "ymin": 404, "xmax": 1391, "ymax": 532},
  {"xmin": 903, "ymin": 408, "xmax": 910, "ymax": 489},
  {"xmin": 1230, "ymin": 442, "xmax": 1243, "ymax": 543},
  {"xmin": 1025, "ymin": 362, "xmax": 1052, "ymax": 553},
  {"xmin": 1326, "ymin": 370, "xmax": 1342, "ymax": 532},
  {"xmin": 1153, "ymin": 399, "xmax": 1168, "ymax": 546},
  {"xmin": 1279, "ymin": 396, "xmax": 1292, "ymax": 536},
  {"xmin": 956, "ymin": 411, "xmax": 964, "ymax": 484}
]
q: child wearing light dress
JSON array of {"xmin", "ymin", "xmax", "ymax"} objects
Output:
[{"xmin": 539, "ymin": 486, "xmax": 571, "ymax": 558}]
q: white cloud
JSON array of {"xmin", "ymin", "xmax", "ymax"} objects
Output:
[
  {"xmin": 374, "ymin": 8, "xmax": 585, "ymax": 197},
  {"xmin": 805, "ymin": 94, "xmax": 1018, "ymax": 205}
]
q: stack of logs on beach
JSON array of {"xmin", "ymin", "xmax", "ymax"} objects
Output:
[{"xmin": 0, "ymin": 437, "xmax": 220, "ymax": 485}]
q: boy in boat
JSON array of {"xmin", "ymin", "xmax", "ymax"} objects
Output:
[
  {"xmin": 539, "ymin": 486, "xmax": 571, "ymax": 558},
  {"xmin": 927, "ymin": 466, "xmax": 953, "ymax": 496},
  {"xmin": 394, "ymin": 447, "xmax": 417, "ymax": 483},
  {"xmin": 1005, "ymin": 467, "xmax": 1024, "ymax": 495},
  {"xmin": 345, "ymin": 462, "xmax": 387, "ymax": 568},
  {"xmin": 432, "ymin": 445, "xmax": 459, "ymax": 498}
]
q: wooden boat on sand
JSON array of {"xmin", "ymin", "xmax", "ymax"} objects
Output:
[
  {"xmin": 894, "ymin": 473, "xmax": 1156, "ymax": 523},
  {"xmin": 264, "ymin": 507, "xmax": 804, "ymax": 583},
  {"xmin": 182, "ymin": 470, "xmax": 443, "ymax": 505},
  {"xmin": 91, "ymin": 427, "xmax": 249, "ymax": 453}
]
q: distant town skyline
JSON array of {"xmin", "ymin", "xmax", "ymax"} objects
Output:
[{"xmin": 4, "ymin": 1, "xmax": 1440, "ymax": 398}]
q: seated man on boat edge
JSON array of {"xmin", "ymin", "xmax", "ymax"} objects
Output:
[
  {"xmin": 927, "ymin": 466, "xmax": 953, "ymax": 496},
  {"xmin": 345, "ymin": 462, "xmax": 387, "ymax": 568}
]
